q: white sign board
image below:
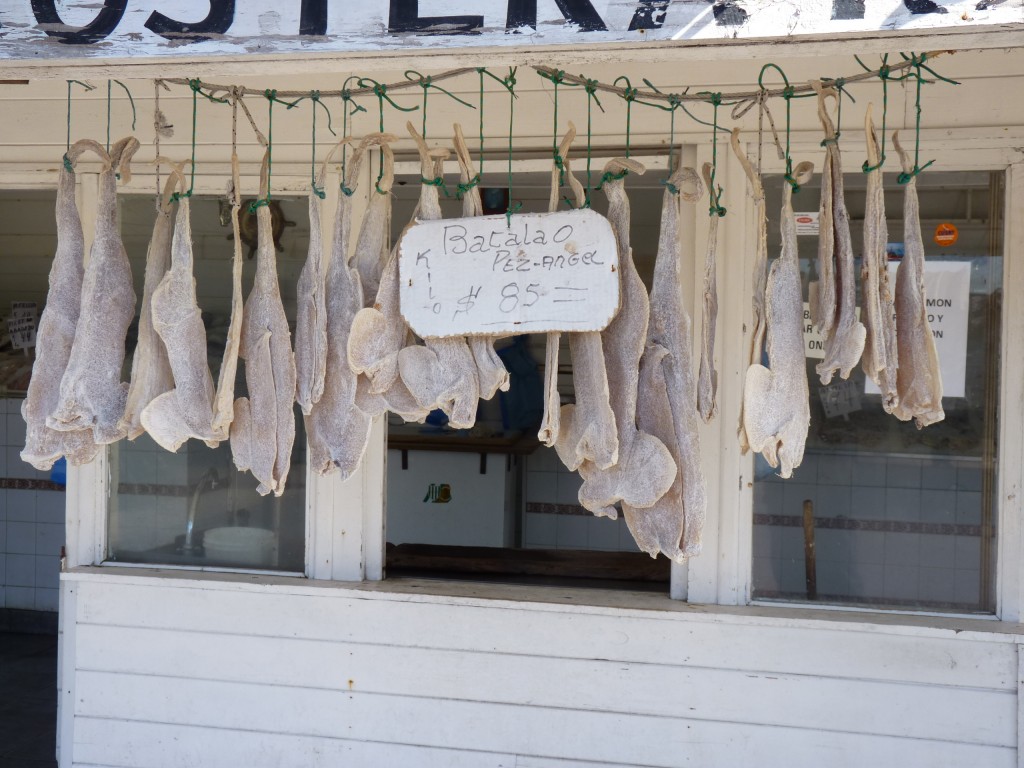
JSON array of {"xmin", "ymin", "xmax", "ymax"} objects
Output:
[
  {"xmin": 8, "ymin": 301, "xmax": 37, "ymax": 350},
  {"xmin": 398, "ymin": 209, "xmax": 619, "ymax": 339},
  {"xmin": 864, "ymin": 260, "xmax": 971, "ymax": 399},
  {"xmin": 795, "ymin": 212, "xmax": 820, "ymax": 236},
  {"xmin": 803, "ymin": 260, "xmax": 971, "ymax": 398},
  {"xmin": 1, "ymin": 2, "xmax": 1021, "ymax": 63}
]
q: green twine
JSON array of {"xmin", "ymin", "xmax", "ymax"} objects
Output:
[
  {"xmin": 340, "ymin": 76, "xmax": 365, "ymax": 196},
  {"xmin": 699, "ymin": 92, "xmax": 727, "ymax": 217},
  {"xmin": 249, "ymin": 90, "xmax": 280, "ymax": 213},
  {"xmin": 582, "ymin": 78, "xmax": 605, "ymax": 207},
  {"xmin": 504, "ymin": 68, "xmax": 521, "ymax": 225},
  {"xmin": 594, "ymin": 168, "xmax": 628, "ymax": 191},
  {"xmin": 64, "ymin": 79, "xmax": 94, "ymax": 170},
  {"xmin": 405, "ymin": 69, "xmax": 475, "ymax": 140},
  {"xmin": 819, "ymin": 77, "xmax": 852, "ymax": 147},
  {"xmin": 759, "ymin": 63, "xmax": 799, "ymax": 192},
  {"xmin": 896, "ymin": 52, "xmax": 959, "ymax": 185},
  {"xmin": 310, "ymin": 91, "xmax": 327, "ymax": 199},
  {"xmin": 860, "ymin": 57, "xmax": 890, "ymax": 173},
  {"xmin": 358, "ymin": 77, "xmax": 418, "ymax": 195},
  {"xmin": 105, "ymin": 79, "xmax": 136, "ymax": 155},
  {"xmin": 613, "ymin": 76, "xmax": 637, "ymax": 159}
]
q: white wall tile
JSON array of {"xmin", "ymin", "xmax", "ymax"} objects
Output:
[
  {"xmin": 529, "ymin": 447, "xmax": 561, "ymax": 473},
  {"xmin": 34, "ymin": 554, "xmax": 59, "ymax": 589},
  {"xmin": 814, "ymin": 529, "xmax": 850, "ymax": 564},
  {"xmin": 851, "ymin": 455, "xmax": 887, "ymax": 488},
  {"xmin": 35, "ymin": 490, "xmax": 65, "ymax": 524},
  {"xmin": 0, "ymin": 520, "xmax": 5, "ymax": 551},
  {"xmin": 954, "ymin": 570, "xmax": 981, "ymax": 606},
  {"xmin": 156, "ymin": 451, "xmax": 189, "ymax": 485},
  {"xmin": 886, "ymin": 458, "xmax": 923, "ymax": 489},
  {"xmin": 556, "ymin": 472, "xmax": 582, "ymax": 506},
  {"xmin": 752, "ymin": 524, "xmax": 783, "ymax": 559},
  {"xmin": 848, "ymin": 487, "xmax": 886, "ymax": 521},
  {"xmin": 955, "ymin": 536, "xmax": 981, "ymax": 571},
  {"xmin": 7, "ymin": 447, "xmax": 34, "ymax": 479},
  {"xmin": 955, "ymin": 491, "xmax": 982, "ymax": 524},
  {"xmin": 920, "ymin": 490, "xmax": 956, "ymax": 524},
  {"xmin": 7, "ymin": 520, "xmax": 34, "ymax": 554},
  {"xmin": 848, "ymin": 530, "xmax": 885, "ymax": 565},
  {"xmin": 921, "ymin": 459, "xmax": 958, "ymax": 491},
  {"xmin": 6, "ymin": 552, "xmax": 35, "ymax": 586},
  {"xmin": 752, "ymin": 556, "xmax": 780, "ymax": 592},
  {"xmin": 782, "ymin": 483, "xmax": 817, "ymax": 518},
  {"xmin": 815, "ymin": 485, "xmax": 851, "ymax": 519},
  {"xmin": 618, "ymin": 520, "xmax": 641, "ymax": 553},
  {"xmin": 5, "ymin": 585, "xmax": 34, "ymax": 609},
  {"xmin": 556, "ymin": 515, "xmax": 588, "ymax": 549},
  {"xmin": 918, "ymin": 567, "xmax": 956, "ymax": 603},
  {"xmin": 885, "ymin": 488, "xmax": 921, "ymax": 522},
  {"xmin": 35, "ymin": 522, "xmax": 64, "ymax": 556},
  {"xmin": 956, "ymin": 462, "xmax": 984, "ymax": 492},
  {"xmin": 0, "ymin": 585, "xmax": 5, "ymax": 608},
  {"xmin": 587, "ymin": 517, "xmax": 620, "ymax": 551},
  {"xmin": 752, "ymin": 481, "xmax": 783, "ymax": 513},
  {"xmin": 525, "ymin": 472, "xmax": 557, "ymax": 504},
  {"xmin": 920, "ymin": 533, "xmax": 956, "ymax": 568},
  {"xmin": 816, "ymin": 455, "xmax": 852, "ymax": 486},
  {"xmin": 6, "ymin": 489, "xmax": 34, "ymax": 522},
  {"xmin": 850, "ymin": 566, "xmax": 884, "ymax": 600},
  {"xmin": 817, "ymin": 561, "xmax": 850, "ymax": 596},
  {"xmin": 884, "ymin": 532, "xmax": 920, "ymax": 568},
  {"xmin": 34, "ymin": 587, "xmax": 58, "ymax": 612},
  {"xmin": 6, "ymin": 412, "xmax": 26, "ymax": 446},
  {"xmin": 523, "ymin": 512, "xmax": 555, "ymax": 547},
  {"xmin": 882, "ymin": 564, "xmax": 919, "ymax": 601}
]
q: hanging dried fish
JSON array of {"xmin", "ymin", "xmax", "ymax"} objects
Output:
[
  {"xmin": 574, "ymin": 158, "xmax": 677, "ymax": 517},
  {"xmin": 812, "ymin": 84, "xmax": 866, "ymax": 385},
  {"xmin": 697, "ymin": 162, "xmax": 720, "ymax": 423},
  {"xmin": 119, "ymin": 166, "xmax": 180, "ymax": 441},
  {"xmin": 229, "ymin": 151, "xmax": 297, "ymax": 496},
  {"xmin": 860, "ymin": 104, "xmax": 899, "ymax": 410},
  {"xmin": 743, "ymin": 163, "xmax": 814, "ymax": 478},
  {"xmin": 453, "ymin": 123, "xmax": 510, "ymax": 401},
  {"xmin": 141, "ymin": 187, "xmax": 218, "ymax": 452},
  {"xmin": 21, "ymin": 142, "xmax": 105, "ymax": 470},
  {"xmin": 552, "ymin": 124, "xmax": 618, "ymax": 472},
  {"xmin": 731, "ymin": 129, "xmax": 767, "ymax": 455},
  {"xmin": 48, "ymin": 136, "xmax": 140, "ymax": 445},
  {"xmin": 623, "ymin": 165, "xmax": 706, "ymax": 561},
  {"xmin": 891, "ymin": 132, "xmax": 944, "ymax": 428},
  {"xmin": 294, "ymin": 166, "xmax": 329, "ymax": 415},
  {"xmin": 307, "ymin": 135, "xmax": 395, "ymax": 477},
  {"xmin": 396, "ymin": 123, "xmax": 480, "ymax": 429}
]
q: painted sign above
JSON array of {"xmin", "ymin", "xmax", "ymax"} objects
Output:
[
  {"xmin": 0, "ymin": 1, "xmax": 1021, "ymax": 61},
  {"xmin": 398, "ymin": 209, "xmax": 619, "ymax": 339}
]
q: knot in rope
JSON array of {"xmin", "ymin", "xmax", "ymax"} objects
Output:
[
  {"xmin": 310, "ymin": 90, "xmax": 320, "ymax": 101},
  {"xmin": 782, "ymin": 85, "xmax": 795, "ymax": 101},
  {"xmin": 188, "ymin": 78, "xmax": 202, "ymax": 93},
  {"xmin": 583, "ymin": 78, "xmax": 599, "ymax": 95},
  {"xmin": 897, "ymin": 160, "xmax": 935, "ymax": 186},
  {"xmin": 456, "ymin": 174, "xmax": 480, "ymax": 199},
  {"xmin": 341, "ymin": 185, "xmax": 355, "ymax": 197},
  {"xmin": 661, "ymin": 178, "xmax": 679, "ymax": 196},
  {"xmin": 62, "ymin": 154, "xmax": 73, "ymax": 172},
  {"xmin": 169, "ymin": 189, "xmax": 193, "ymax": 203},
  {"xmin": 596, "ymin": 168, "xmax": 628, "ymax": 190},
  {"xmin": 879, "ymin": 64, "xmax": 891, "ymax": 81},
  {"xmin": 622, "ymin": 86, "xmax": 638, "ymax": 102},
  {"xmin": 710, "ymin": 200, "xmax": 727, "ymax": 217},
  {"xmin": 248, "ymin": 198, "xmax": 270, "ymax": 213},
  {"xmin": 709, "ymin": 92, "xmax": 723, "ymax": 107},
  {"xmin": 265, "ymin": 88, "xmax": 276, "ymax": 101}
]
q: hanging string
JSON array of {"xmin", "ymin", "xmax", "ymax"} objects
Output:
[
  {"xmin": 310, "ymin": 92, "xmax": 327, "ymax": 198},
  {"xmin": 896, "ymin": 52, "xmax": 959, "ymax": 184},
  {"xmin": 358, "ymin": 77, "xmax": 418, "ymax": 194},
  {"xmin": 249, "ymin": 90, "xmax": 286, "ymax": 212},
  {"xmin": 819, "ymin": 77, "xmax": 854, "ymax": 147},
  {"xmin": 582, "ymin": 78, "xmax": 604, "ymax": 207},
  {"xmin": 699, "ymin": 92, "xmax": 727, "ymax": 217},
  {"xmin": 340, "ymin": 75, "xmax": 365, "ymax": 196},
  {"xmin": 64, "ymin": 79, "xmax": 94, "ymax": 171},
  {"xmin": 758, "ymin": 64, "xmax": 800, "ymax": 192},
  {"xmin": 104, "ymin": 79, "xmax": 136, "ymax": 154},
  {"xmin": 613, "ymin": 76, "xmax": 637, "ymax": 159},
  {"xmin": 503, "ymin": 68, "xmax": 520, "ymax": 225},
  {"xmin": 538, "ymin": 69, "xmax": 581, "ymax": 194},
  {"xmin": 454, "ymin": 68, "xmax": 487, "ymax": 200}
]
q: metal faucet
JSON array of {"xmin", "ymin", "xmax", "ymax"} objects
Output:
[{"xmin": 181, "ymin": 468, "xmax": 221, "ymax": 555}]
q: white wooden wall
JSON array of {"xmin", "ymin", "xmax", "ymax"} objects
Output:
[{"xmin": 60, "ymin": 570, "xmax": 1020, "ymax": 768}]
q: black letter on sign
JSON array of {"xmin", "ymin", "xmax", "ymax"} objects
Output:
[
  {"xmin": 505, "ymin": 0, "xmax": 606, "ymax": 31},
  {"xmin": 145, "ymin": 0, "xmax": 235, "ymax": 42},
  {"xmin": 388, "ymin": 0, "xmax": 483, "ymax": 34},
  {"xmin": 628, "ymin": 1, "xmax": 669, "ymax": 30},
  {"xmin": 31, "ymin": 0, "xmax": 126, "ymax": 44},
  {"xmin": 301, "ymin": 0, "xmax": 328, "ymax": 35}
]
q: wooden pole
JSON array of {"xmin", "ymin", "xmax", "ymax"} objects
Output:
[{"xmin": 802, "ymin": 499, "xmax": 817, "ymax": 601}]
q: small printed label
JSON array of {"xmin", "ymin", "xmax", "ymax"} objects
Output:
[
  {"xmin": 795, "ymin": 212, "xmax": 819, "ymax": 236},
  {"xmin": 934, "ymin": 222, "xmax": 959, "ymax": 247}
]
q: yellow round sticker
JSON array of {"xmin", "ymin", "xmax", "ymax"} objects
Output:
[{"xmin": 934, "ymin": 222, "xmax": 958, "ymax": 247}]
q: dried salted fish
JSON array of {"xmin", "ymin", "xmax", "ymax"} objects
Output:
[
  {"xmin": 550, "ymin": 125, "xmax": 618, "ymax": 470},
  {"xmin": 230, "ymin": 152, "xmax": 297, "ymax": 496},
  {"xmin": 731, "ymin": 130, "xmax": 767, "ymax": 455},
  {"xmin": 396, "ymin": 123, "xmax": 480, "ymax": 429},
  {"xmin": 453, "ymin": 123, "xmax": 509, "ymax": 400},
  {"xmin": 119, "ymin": 169, "xmax": 180, "ymax": 441},
  {"xmin": 307, "ymin": 135, "xmax": 398, "ymax": 477},
  {"xmin": 813, "ymin": 84, "xmax": 866, "ymax": 385},
  {"xmin": 21, "ymin": 142, "xmax": 105, "ymax": 470},
  {"xmin": 743, "ymin": 162, "xmax": 814, "ymax": 478},
  {"xmin": 697, "ymin": 162, "xmax": 720, "ymax": 423},
  {"xmin": 573, "ymin": 158, "xmax": 677, "ymax": 517},
  {"xmin": 860, "ymin": 104, "xmax": 899, "ymax": 410},
  {"xmin": 294, "ymin": 173, "xmax": 329, "ymax": 415},
  {"xmin": 623, "ymin": 165, "xmax": 706, "ymax": 561},
  {"xmin": 891, "ymin": 132, "xmax": 944, "ymax": 428},
  {"xmin": 49, "ymin": 136, "xmax": 140, "ymax": 445},
  {"xmin": 141, "ymin": 194, "xmax": 218, "ymax": 452}
]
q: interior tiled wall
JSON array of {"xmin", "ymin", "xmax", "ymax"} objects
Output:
[
  {"xmin": 0, "ymin": 398, "xmax": 65, "ymax": 613},
  {"xmin": 753, "ymin": 451, "xmax": 987, "ymax": 609},
  {"xmin": 522, "ymin": 446, "xmax": 640, "ymax": 553}
]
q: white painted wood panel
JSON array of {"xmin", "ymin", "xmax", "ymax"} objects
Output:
[
  {"xmin": 71, "ymin": 578, "xmax": 1019, "ymax": 690},
  {"xmin": 72, "ymin": 624, "xmax": 1016, "ymax": 746}
]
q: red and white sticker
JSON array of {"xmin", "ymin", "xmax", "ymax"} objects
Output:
[{"xmin": 795, "ymin": 212, "xmax": 819, "ymax": 236}]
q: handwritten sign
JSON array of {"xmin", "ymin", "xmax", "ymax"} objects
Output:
[
  {"xmin": 8, "ymin": 301, "xmax": 37, "ymax": 350},
  {"xmin": 398, "ymin": 210, "xmax": 619, "ymax": 339}
]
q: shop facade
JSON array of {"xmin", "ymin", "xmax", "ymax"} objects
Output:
[{"xmin": 2, "ymin": 3, "xmax": 1024, "ymax": 766}]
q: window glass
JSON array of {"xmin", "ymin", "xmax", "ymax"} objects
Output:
[
  {"xmin": 383, "ymin": 167, "xmax": 670, "ymax": 589},
  {"xmin": 107, "ymin": 194, "xmax": 307, "ymax": 572},
  {"xmin": 752, "ymin": 170, "xmax": 1002, "ymax": 613}
]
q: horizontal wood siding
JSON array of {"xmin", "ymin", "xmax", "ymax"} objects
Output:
[{"xmin": 65, "ymin": 576, "xmax": 1019, "ymax": 768}]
